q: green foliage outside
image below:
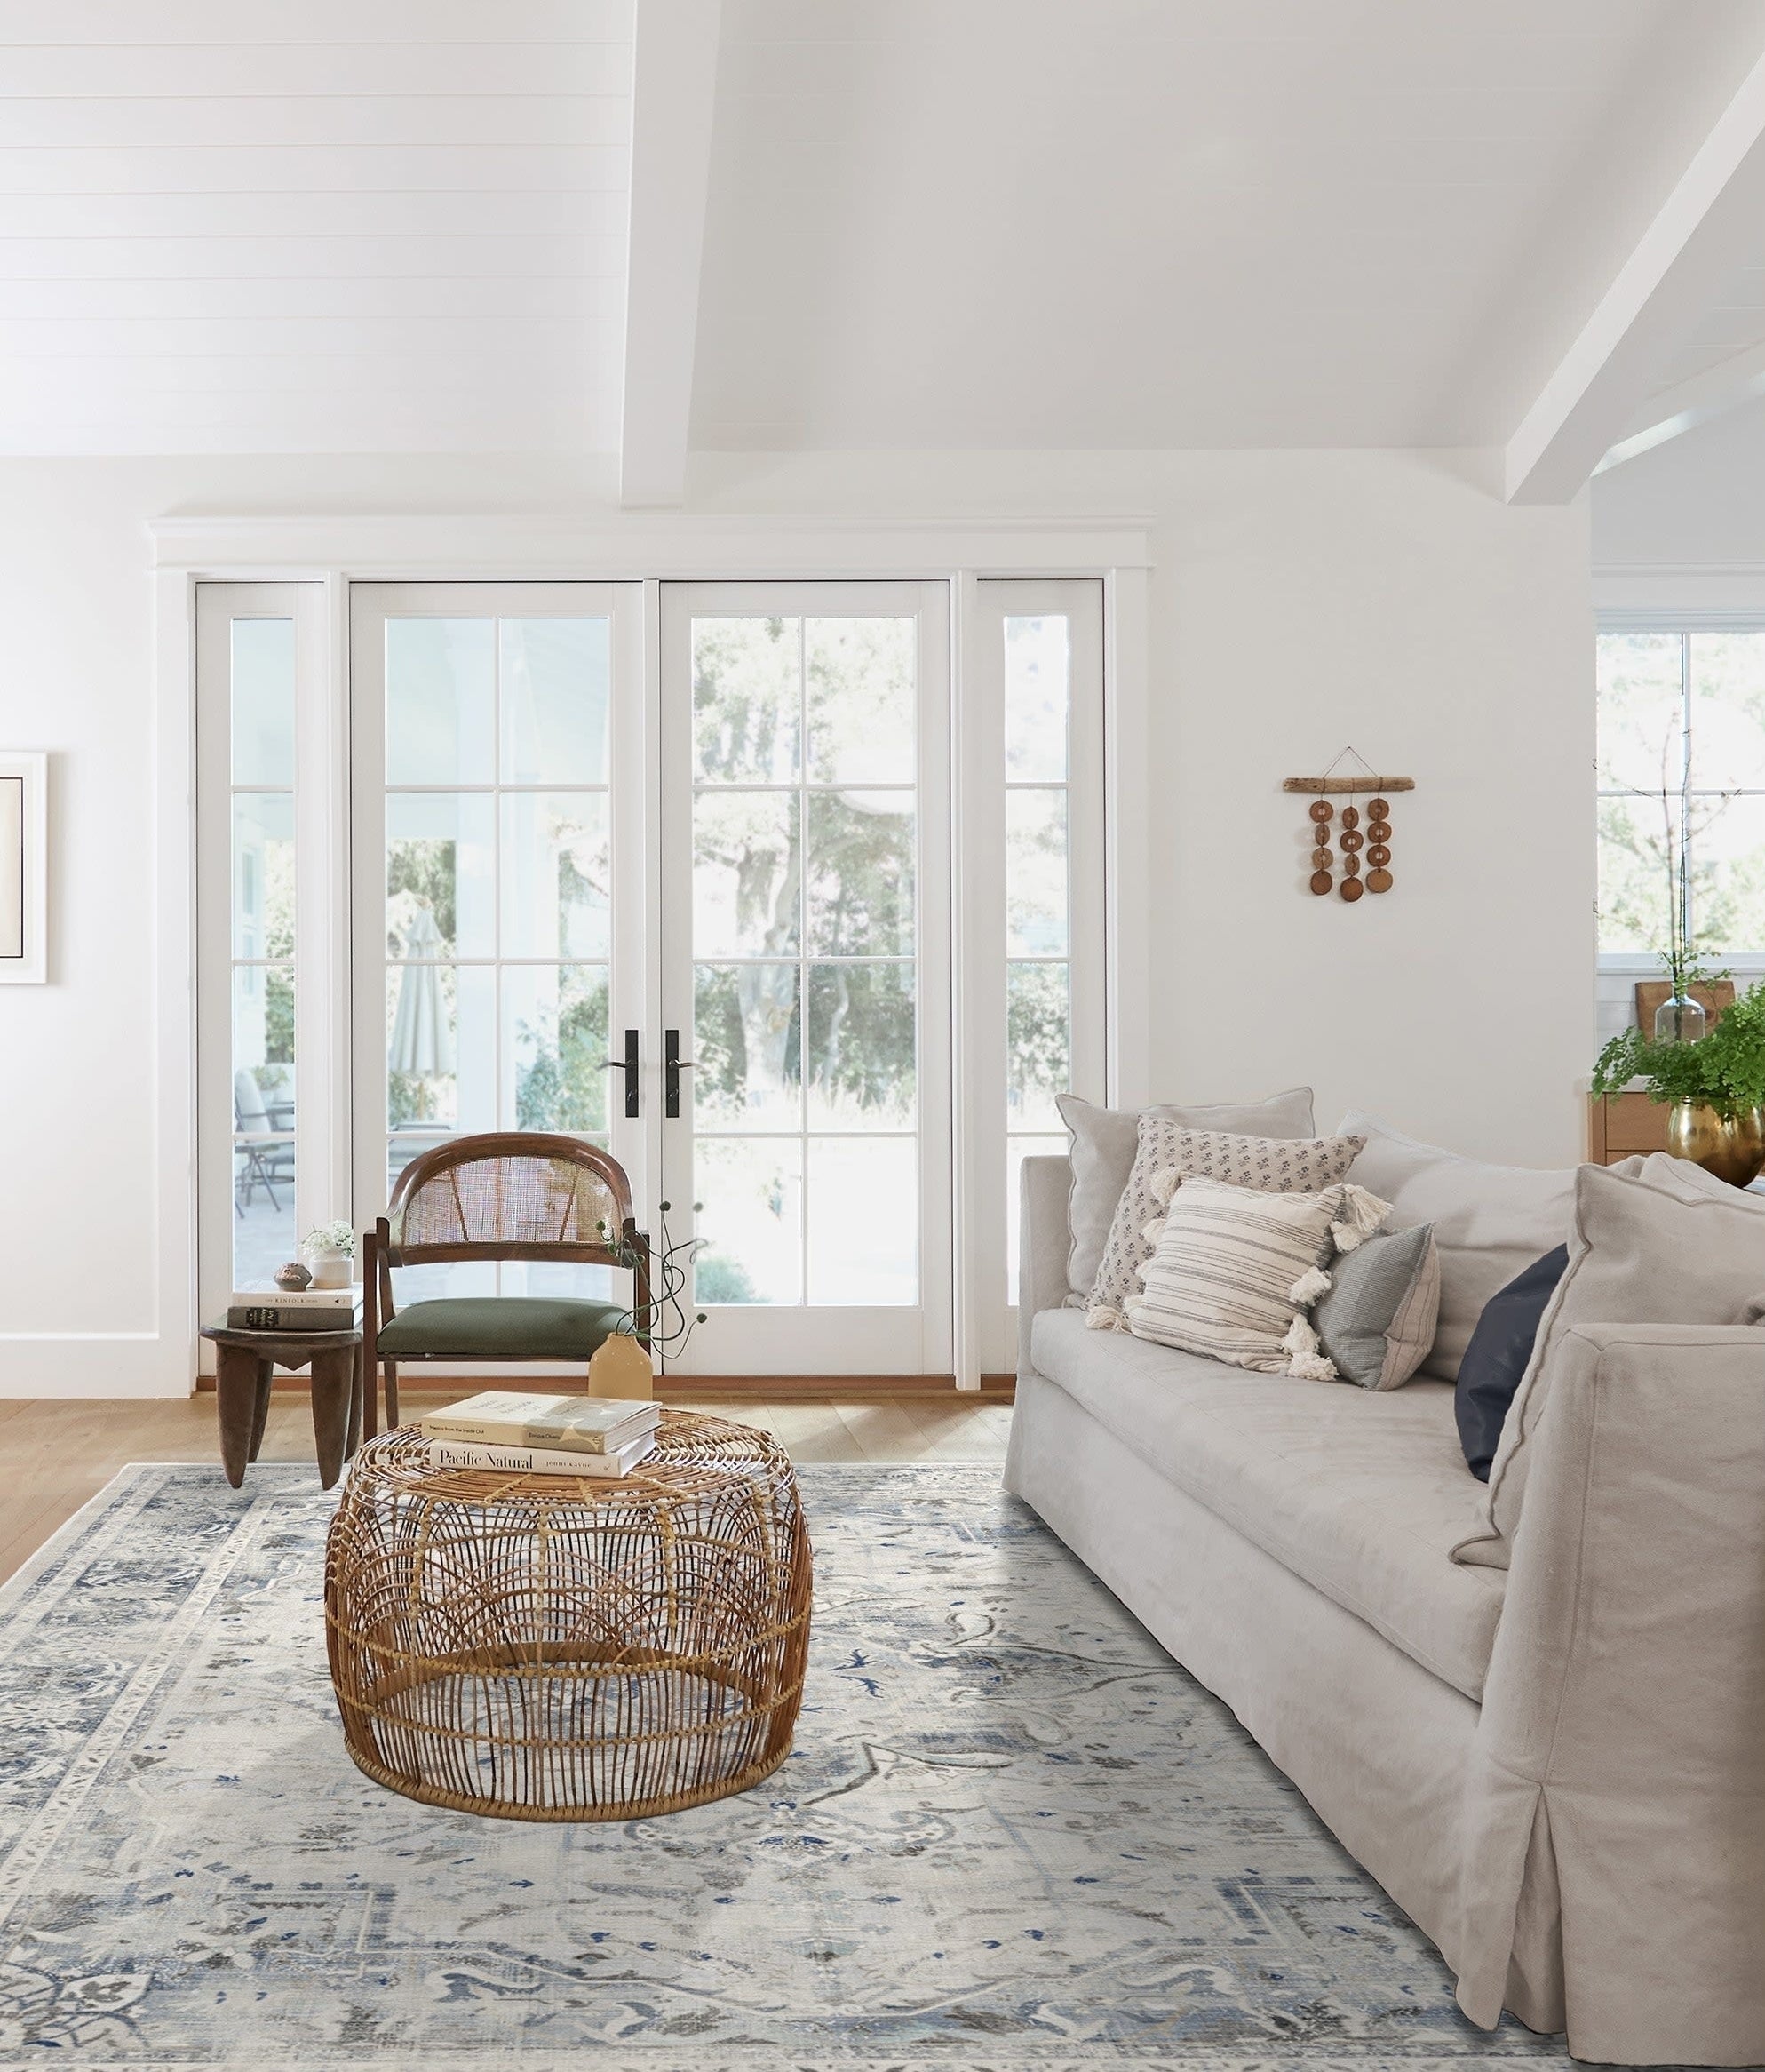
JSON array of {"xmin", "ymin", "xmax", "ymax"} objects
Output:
[{"xmin": 515, "ymin": 983, "xmax": 610, "ymax": 1133}]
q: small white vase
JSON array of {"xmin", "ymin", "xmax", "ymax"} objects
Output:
[{"xmin": 308, "ymin": 1247, "xmax": 353, "ymax": 1289}]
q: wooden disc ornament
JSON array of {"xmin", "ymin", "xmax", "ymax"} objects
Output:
[{"xmin": 1284, "ymin": 761, "xmax": 1409, "ymax": 908}]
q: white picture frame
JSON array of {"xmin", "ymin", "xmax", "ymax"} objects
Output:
[{"xmin": 0, "ymin": 752, "xmax": 46, "ymax": 984}]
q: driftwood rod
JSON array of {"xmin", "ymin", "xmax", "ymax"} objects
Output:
[{"xmin": 1283, "ymin": 776, "xmax": 1416, "ymax": 794}]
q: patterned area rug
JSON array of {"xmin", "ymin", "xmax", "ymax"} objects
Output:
[{"xmin": 0, "ymin": 1462, "xmax": 1574, "ymax": 2071}]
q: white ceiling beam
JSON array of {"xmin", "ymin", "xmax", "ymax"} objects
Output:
[
  {"xmin": 618, "ymin": 0, "xmax": 721, "ymax": 508},
  {"xmin": 1594, "ymin": 335, "xmax": 1765, "ymax": 475},
  {"xmin": 1504, "ymin": 43, "xmax": 1765, "ymax": 505}
]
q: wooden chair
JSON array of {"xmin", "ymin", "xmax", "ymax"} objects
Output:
[{"xmin": 362, "ymin": 1132, "xmax": 651, "ymax": 1437}]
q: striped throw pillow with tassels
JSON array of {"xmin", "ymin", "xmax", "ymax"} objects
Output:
[{"xmin": 1124, "ymin": 1175, "xmax": 1391, "ymax": 1376}]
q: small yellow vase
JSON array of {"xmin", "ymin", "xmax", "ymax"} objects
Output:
[
  {"xmin": 1664, "ymin": 1101, "xmax": 1765, "ymax": 1188},
  {"xmin": 586, "ymin": 1331, "xmax": 657, "ymax": 1399}
]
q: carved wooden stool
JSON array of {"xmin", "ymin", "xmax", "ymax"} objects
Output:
[{"xmin": 199, "ymin": 1321, "xmax": 364, "ymax": 1490}]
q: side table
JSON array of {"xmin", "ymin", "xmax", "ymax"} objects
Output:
[{"xmin": 200, "ymin": 1323, "xmax": 364, "ymax": 1490}]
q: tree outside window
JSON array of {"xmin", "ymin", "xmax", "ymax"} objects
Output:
[{"xmin": 1597, "ymin": 631, "xmax": 1765, "ymax": 961}]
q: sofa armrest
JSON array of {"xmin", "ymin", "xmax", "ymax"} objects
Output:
[
  {"xmin": 1018, "ymin": 1155, "xmax": 1073, "ymax": 1381},
  {"xmin": 1456, "ymin": 1322, "xmax": 1765, "ymax": 2063}
]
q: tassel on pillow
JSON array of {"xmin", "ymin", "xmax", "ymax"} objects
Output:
[
  {"xmin": 1330, "ymin": 1183, "xmax": 1392, "ymax": 1254},
  {"xmin": 1288, "ymin": 1264, "xmax": 1333, "ymax": 1306},
  {"xmin": 1283, "ymin": 1311, "xmax": 1340, "ymax": 1381}
]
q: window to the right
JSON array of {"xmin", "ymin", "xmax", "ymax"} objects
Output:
[{"xmin": 1597, "ymin": 629, "xmax": 1765, "ymax": 960}]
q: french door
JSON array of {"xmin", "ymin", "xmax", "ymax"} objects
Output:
[
  {"xmin": 657, "ymin": 583, "xmax": 953, "ymax": 1375},
  {"xmin": 347, "ymin": 584, "xmax": 645, "ymax": 1311},
  {"xmin": 201, "ymin": 572, "xmax": 1098, "ymax": 1380},
  {"xmin": 346, "ymin": 579, "xmax": 952, "ymax": 1373}
]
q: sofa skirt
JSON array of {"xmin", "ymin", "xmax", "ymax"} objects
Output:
[{"xmin": 1004, "ymin": 1368, "xmax": 1567, "ymax": 2041}]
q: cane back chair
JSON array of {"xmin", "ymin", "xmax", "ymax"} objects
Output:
[{"xmin": 362, "ymin": 1132, "xmax": 651, "ymax": 1437}]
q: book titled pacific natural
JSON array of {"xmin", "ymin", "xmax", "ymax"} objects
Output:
[
  {"xmin": 418, "ymin": 1391, "xmax": 662, "ymax": 1457},
  {"xmin": 417, "ymin": 1433, "xmax": 658, "ymax": 1478},
  {"xmin": 226, "ymin": 1284, "xmax": 362, "ymax": 1331}
]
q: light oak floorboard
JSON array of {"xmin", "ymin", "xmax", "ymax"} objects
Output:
[{"xmin": 0, "ymin": 1389, "xmax": 1009, "ymax": 1585}]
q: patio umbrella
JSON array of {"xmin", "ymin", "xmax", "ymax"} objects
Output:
[{"xmin": 389, "ymin": 908, "xmax": 455, "ymax": 1112}]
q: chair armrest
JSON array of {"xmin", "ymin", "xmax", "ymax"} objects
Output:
[
  {"xmin": 1017, "ymin": 1155, "xmax": 1073, "ymax": 1381},
  {"xmin": 1457, "ymin": 1322, "xmax": 1765, "ymax": 2061}
]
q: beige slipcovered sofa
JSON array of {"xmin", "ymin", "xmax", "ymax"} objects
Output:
[{"xmin": 1006, "ymin": 1141, "xmax": 1765, "ymax": 2067}]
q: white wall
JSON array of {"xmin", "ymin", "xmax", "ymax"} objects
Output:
[{"xmin": 0, "ymin": 448, "xmax": 1593, "ymax": 1395}]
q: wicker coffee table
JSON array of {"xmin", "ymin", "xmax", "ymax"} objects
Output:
[{"xmin": 323, "ymin": 1411, "xmax": 812, "ymax": 1821}]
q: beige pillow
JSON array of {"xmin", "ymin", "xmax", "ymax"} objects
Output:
[
  {"xmin": 1087, "ymin": 1120, "xmax": 1366, "ymax": 1329},
  {"xmin": 1452, "ymin": 1155, "xmax": 1765, "ymax": 1570},
  {"xmin": 1055, "ymin": 1088, "xmax": 1316, "ymax": 1300},
  {"xmin": 1335, "ymin": 1110, "xmax": 1576, "ymax": 1382},
  {"xmin": 1125, "ymin": 1176, "xmax": 1387, "ymax": 1374}
]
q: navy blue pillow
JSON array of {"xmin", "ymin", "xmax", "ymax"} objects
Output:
[{"xmin": 1453, "ymin": 1245, "xmax": 1570, "ymax": 1482}]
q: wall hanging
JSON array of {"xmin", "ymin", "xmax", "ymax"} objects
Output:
[{"xmin": 1284, "ymin": 749, "xmax": 1411, "ymax": 904}]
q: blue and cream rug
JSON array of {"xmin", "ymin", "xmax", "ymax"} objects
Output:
[{"xmin": 0, "ymin": 1462, "xmax": 1572, "ymax": 2070}]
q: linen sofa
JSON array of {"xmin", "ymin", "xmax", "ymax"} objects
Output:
[{"xmin": 1005, "ymin": 1151, "xmax": 1765, "ymax": 2068}]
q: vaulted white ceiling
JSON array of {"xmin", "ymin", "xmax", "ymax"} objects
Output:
[{"xmin": 2, "ymin": 0, "xmax": 1764, "ymax": 494}]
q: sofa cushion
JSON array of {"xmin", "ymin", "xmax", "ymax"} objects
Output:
[
  {"xmin": 1453, "ymin": 1155, "xmax": 1765, "ymax": 1569},
  {"xmin": 1313, "ymin": 1222, "xmax": 1441, "ymax": 1390},
  {"xmin": 1029, "ymin": 1305, "xmax": 1505, "ymax": 1701},
  {"xmin": 1335, "ymin": 1111, "xmax": 1575, "ymax": 1383},
  {"xmin": 376, "ymin": 1295, "xmax": 625, "ymax": 1361},
  {"xmin": 1453, "ymin": 1244, "xmax": 1568, "ymax": 1481},
  {"xmin": 1125, "ymin": 1175, "xmax": 1364, "ymax": 1374},
  {"xmin": 1056, "ymin": 1088, "xmax": 1316, "ymax": 1299},
  {"xmin": 1089, "ymin": 1122, "xmax": 1365, "ymax": 1328}
]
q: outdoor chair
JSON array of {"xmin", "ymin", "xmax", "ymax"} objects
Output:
[
  {"xmin": 233, "ymin": 1069, "xmax": 295, "ymax": 1213},
  {"xmin": 362, "ymin": 1132, "xmax": 651, "ymax": 1437}
]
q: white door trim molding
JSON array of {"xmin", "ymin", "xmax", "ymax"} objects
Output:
[
  {"xmin": 147, "ymin": 513, "xmax": 1155, "ymax": 581},
  {"xmin": 131, "ymin": 516, "xmax": 1150, "ymax": 1399}
]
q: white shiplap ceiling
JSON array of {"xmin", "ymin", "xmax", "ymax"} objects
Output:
[
  {"xmin": 1, "ymin": 0, "xmax": 1764, "ymax": 470},
  {"xmin": 0, "ymin": 0, "xmax": 632, "ymax": 453}
]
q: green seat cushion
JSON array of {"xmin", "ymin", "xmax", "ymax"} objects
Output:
[{"xmin": 376, "ymin": 1296, "xmax": 626, "ymax": 1361}]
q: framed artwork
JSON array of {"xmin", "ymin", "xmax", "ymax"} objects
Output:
[{"xmin": 0, "ymin": 752, "xmax": 46, "ymax": 984}]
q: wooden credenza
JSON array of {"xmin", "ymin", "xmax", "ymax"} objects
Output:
[{"xmin": 1587, "ymin": 1092, "xmax": 1670, "ymax": 1165}]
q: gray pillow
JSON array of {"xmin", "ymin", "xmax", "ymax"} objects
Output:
[
  {"xmin": 1335, "ymin": 1110, "xmax": 1575, "ymax": 1383},
  {"xmin": 1453, "ymin": 1155, "xmax": 1765, "ymax": 1570},
  {"xmin": 1312, "ymin": 1223, "xmax": 1440, "ymax": 1389},
  {"xmin": 1056, "ymin": 1088, "xmax": 1316, "ymax": 1300}
]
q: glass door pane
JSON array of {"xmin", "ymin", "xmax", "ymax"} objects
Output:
[
  {"xmin": 661, "ymin": 584, "xmax": 952, "ymax": 1375},
  {"xmin": 227, "ymin": 623, "xmax": 297, "ymax": 1287},
  {"xmin": 352, "ymin": 585, "xmax": 639, "ymax": 1310}
]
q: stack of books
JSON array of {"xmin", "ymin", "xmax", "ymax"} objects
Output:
[
  {"xmin": 227, "ymin": 1284, "xmax": 362, "ymax": 1331},
  {"xmin": 416, "ymin": 1391, "xmax": 663, "ymax": 1478}
]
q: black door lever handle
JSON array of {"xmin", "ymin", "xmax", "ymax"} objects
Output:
[
  {"xmin": 600, "ymin": 1027, "xmax": 640, "ymax": 1118},
  {"xmin": 664, "ymin": 1028, "xmax": 695, "ymax": 1120}
]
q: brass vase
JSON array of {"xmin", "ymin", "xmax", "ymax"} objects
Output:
[{"xmin": 1664, "ymin": 1101, "xmax": 1765, "ymax": 1188}]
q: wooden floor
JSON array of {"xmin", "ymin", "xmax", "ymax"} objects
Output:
[{"xmin": 0, "ymin": 1390, "xmax": 1015, "ymax": 1588}]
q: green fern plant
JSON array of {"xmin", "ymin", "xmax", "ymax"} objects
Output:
[{"xmin": 1593, "ymin": 979, "xmax": 1765, "ymax": 1117}]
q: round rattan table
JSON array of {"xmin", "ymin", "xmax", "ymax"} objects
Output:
[{"xmin": 323, "ymin": 1411, "xmax": 812, "ymax": 1821}]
